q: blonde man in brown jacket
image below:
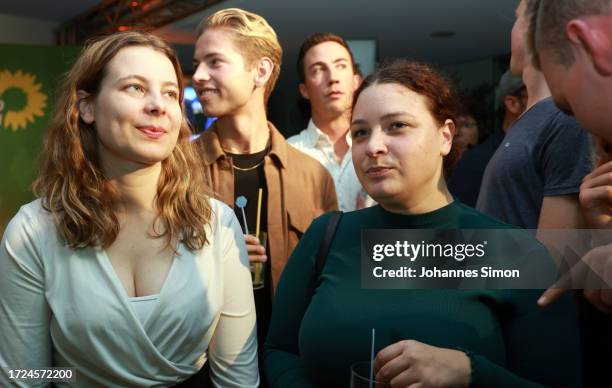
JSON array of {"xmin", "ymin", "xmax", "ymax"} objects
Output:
[{"xmin": 192, "ymin": 8, "xmax": 338, "ymax": 369}]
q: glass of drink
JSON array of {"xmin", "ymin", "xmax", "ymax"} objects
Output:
[
  {"xmin": 250, "ymin": 231, "xmax": 267, "ymax": 290},
  {"xmin": 350, "ymin": 361, "xmax": 389, "ymax": 388}
]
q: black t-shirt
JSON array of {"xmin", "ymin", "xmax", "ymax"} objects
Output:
[
  {"xmin": 228, "ymin": 149, "xmax": 268, "ymax": 237},
  {"xmin": 227, "ymin": 148, "xmax": 272, "ymax": 381},
  {"xmin": 476, "ymin": 98, "xmax": 592, "ymax": 228}
]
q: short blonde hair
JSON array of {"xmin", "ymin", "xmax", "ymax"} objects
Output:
[{"xmin": 197, "ymin": 8, "xmax": 282, "ymax": 103}]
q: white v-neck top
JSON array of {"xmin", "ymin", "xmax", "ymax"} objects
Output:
[
  {"xmin": 129, "ymin": 294, "xmax": 160, "ymax": 325},
  {"xmin": 0, "ymin": 198, "xmax": 259, "ymax": 387}
]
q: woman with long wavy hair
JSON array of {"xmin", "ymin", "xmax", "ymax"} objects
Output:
[{"xmin": 0, "ymin": 31, "xmax": 258, "ymax": 387}]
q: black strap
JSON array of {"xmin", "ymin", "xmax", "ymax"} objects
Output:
[{"xmin": 315, "ymin": 211, "xmax": 343, "ymax": 278}]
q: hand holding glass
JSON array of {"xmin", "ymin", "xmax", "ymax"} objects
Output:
[{"xmin": 250, "ymin": 231, "xmax": 267, "ymax": 289}]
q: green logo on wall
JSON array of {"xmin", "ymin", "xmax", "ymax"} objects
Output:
[{"xmin": 0, "ymin": 70, "xmax": 48, "ymax": 132}]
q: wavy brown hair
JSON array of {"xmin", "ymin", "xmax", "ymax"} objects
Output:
[{"xmin": 33, "ymin": 31, "xmax": 212, "ymax": 251}]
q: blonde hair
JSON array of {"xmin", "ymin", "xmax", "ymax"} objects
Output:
[
  {"xmin": 33, "ymin": 31, "xmax": 212, "ymax": 251},
  {"xmin": 197, "ymin": 8, "xmax": 282, "ymax": 103}
]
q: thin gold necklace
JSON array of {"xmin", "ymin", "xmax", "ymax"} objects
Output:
[
  {"xmin": 229, "ymin": 143, "xmax": 270, "ymax": 171},
  {"xmin": 232, "ymin": 159, "xmax": 265, "ymax": 172}
]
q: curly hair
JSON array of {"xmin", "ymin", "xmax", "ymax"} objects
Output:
[
  {"xmin": 353, "ymin": 59, "xmax": 462, "ymax": 174},
  {"xmin": 33, "ymin": 31, "xmax": 212, "ymax": 251}
]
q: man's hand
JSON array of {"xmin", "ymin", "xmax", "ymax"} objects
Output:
[
  {"xmin": 538, "ymin": 243, "xmax": 612, "ymax": 313},
  {"xmin": 244, "ymin": 234, "xmax": 267, "ymax": 263},
  {"xmin": 375, "ymin": 340, "xmax": 470, "ymax": 388},
  {"xmin": 539, "ymin": 161, "xmax": 612, "ymax": 312},
  {"xmin": 580, "ymin": 161, "xmax": 612, "ymax": 231}
]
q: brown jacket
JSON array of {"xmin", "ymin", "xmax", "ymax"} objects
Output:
[{"xmin": 195, "ymin": 121, "xmax": 338, "ymax": 291}]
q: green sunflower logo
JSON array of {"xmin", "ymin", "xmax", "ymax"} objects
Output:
[{"xmin": 0, "ymin": 70, "xmax": 48, "ymax": 132}]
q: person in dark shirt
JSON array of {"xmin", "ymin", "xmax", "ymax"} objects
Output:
[
  {"xmin": 476, "ymin": 0, "xmax": 592, "ymax": 231},
  {"xmin": 529, "ymin": 0, "xmax": 612, "ymax": 311},
  {"xmin": 264, "ymin": 59, "xmax": 581, "ymax": 387},
  {"xmin": 191, "ymin": 8, "xmax": 338, "ymax": 385},
  {"xmin": 448, "ymin": 70, "xmax": 527, "ymax": 207},
  {"xmin": 529, "ymin": 1, "xmax": 612, "ymax": 386}
]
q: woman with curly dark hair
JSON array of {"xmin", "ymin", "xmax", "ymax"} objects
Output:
[{"xmin": 264, "ymin": 59, "xmax": 580, "ymax": 387}]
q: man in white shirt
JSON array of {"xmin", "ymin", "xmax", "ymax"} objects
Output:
[{"xmin": 288, "ymin": 32, "xmax": 370, "ymax": 211}]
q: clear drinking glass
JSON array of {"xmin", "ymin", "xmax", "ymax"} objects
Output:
[{"xmin": 350, "ymin": 361, "xmax": 390, "ymax": 388}]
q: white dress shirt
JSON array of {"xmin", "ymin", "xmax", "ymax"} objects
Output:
[
  {"xmin": 0, "ymin": 198, "xmax": 259, "ymax": 387},
  {"xmin": 288, "ymin": 119, "xmax": 371, "ymax": 211}
]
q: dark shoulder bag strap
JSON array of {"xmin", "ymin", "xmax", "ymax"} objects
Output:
[{"xmin": 315, "ymin": 211, "xmax": 343, "ymax": 278}]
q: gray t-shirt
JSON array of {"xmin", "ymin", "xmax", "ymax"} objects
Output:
[{"xmin": 476, "ymin": 98, "xmax": 593, "ymax": 229}]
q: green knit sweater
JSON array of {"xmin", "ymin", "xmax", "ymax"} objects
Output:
[{"xmin": 264, "ymin": 201, "xmax": 581, "ymax": 387}]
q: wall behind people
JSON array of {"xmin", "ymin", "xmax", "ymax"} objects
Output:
[
  {"xmin": 0, "ymin": 14, "xmax": 56, "ymax": 45},
  {"xmin": 0, "ymin": 44, "xmax": 80, "ymax": 233}
]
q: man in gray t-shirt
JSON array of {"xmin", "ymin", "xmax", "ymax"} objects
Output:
[
  {"xmin": 476, "ymin": 0, "xmax": 592, "ymax": 230},
  {"xmin": 477, "ymin": 97, "xmax": 592, "ymax": 229}
]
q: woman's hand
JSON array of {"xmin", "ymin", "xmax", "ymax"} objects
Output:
[
  {"xmin": 375, "ymin": 340, "xmax": 470, "ymax": 388},
  {"xmin": 244, "ymin": 234, "xmax": 267, "ymax": 263}
]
